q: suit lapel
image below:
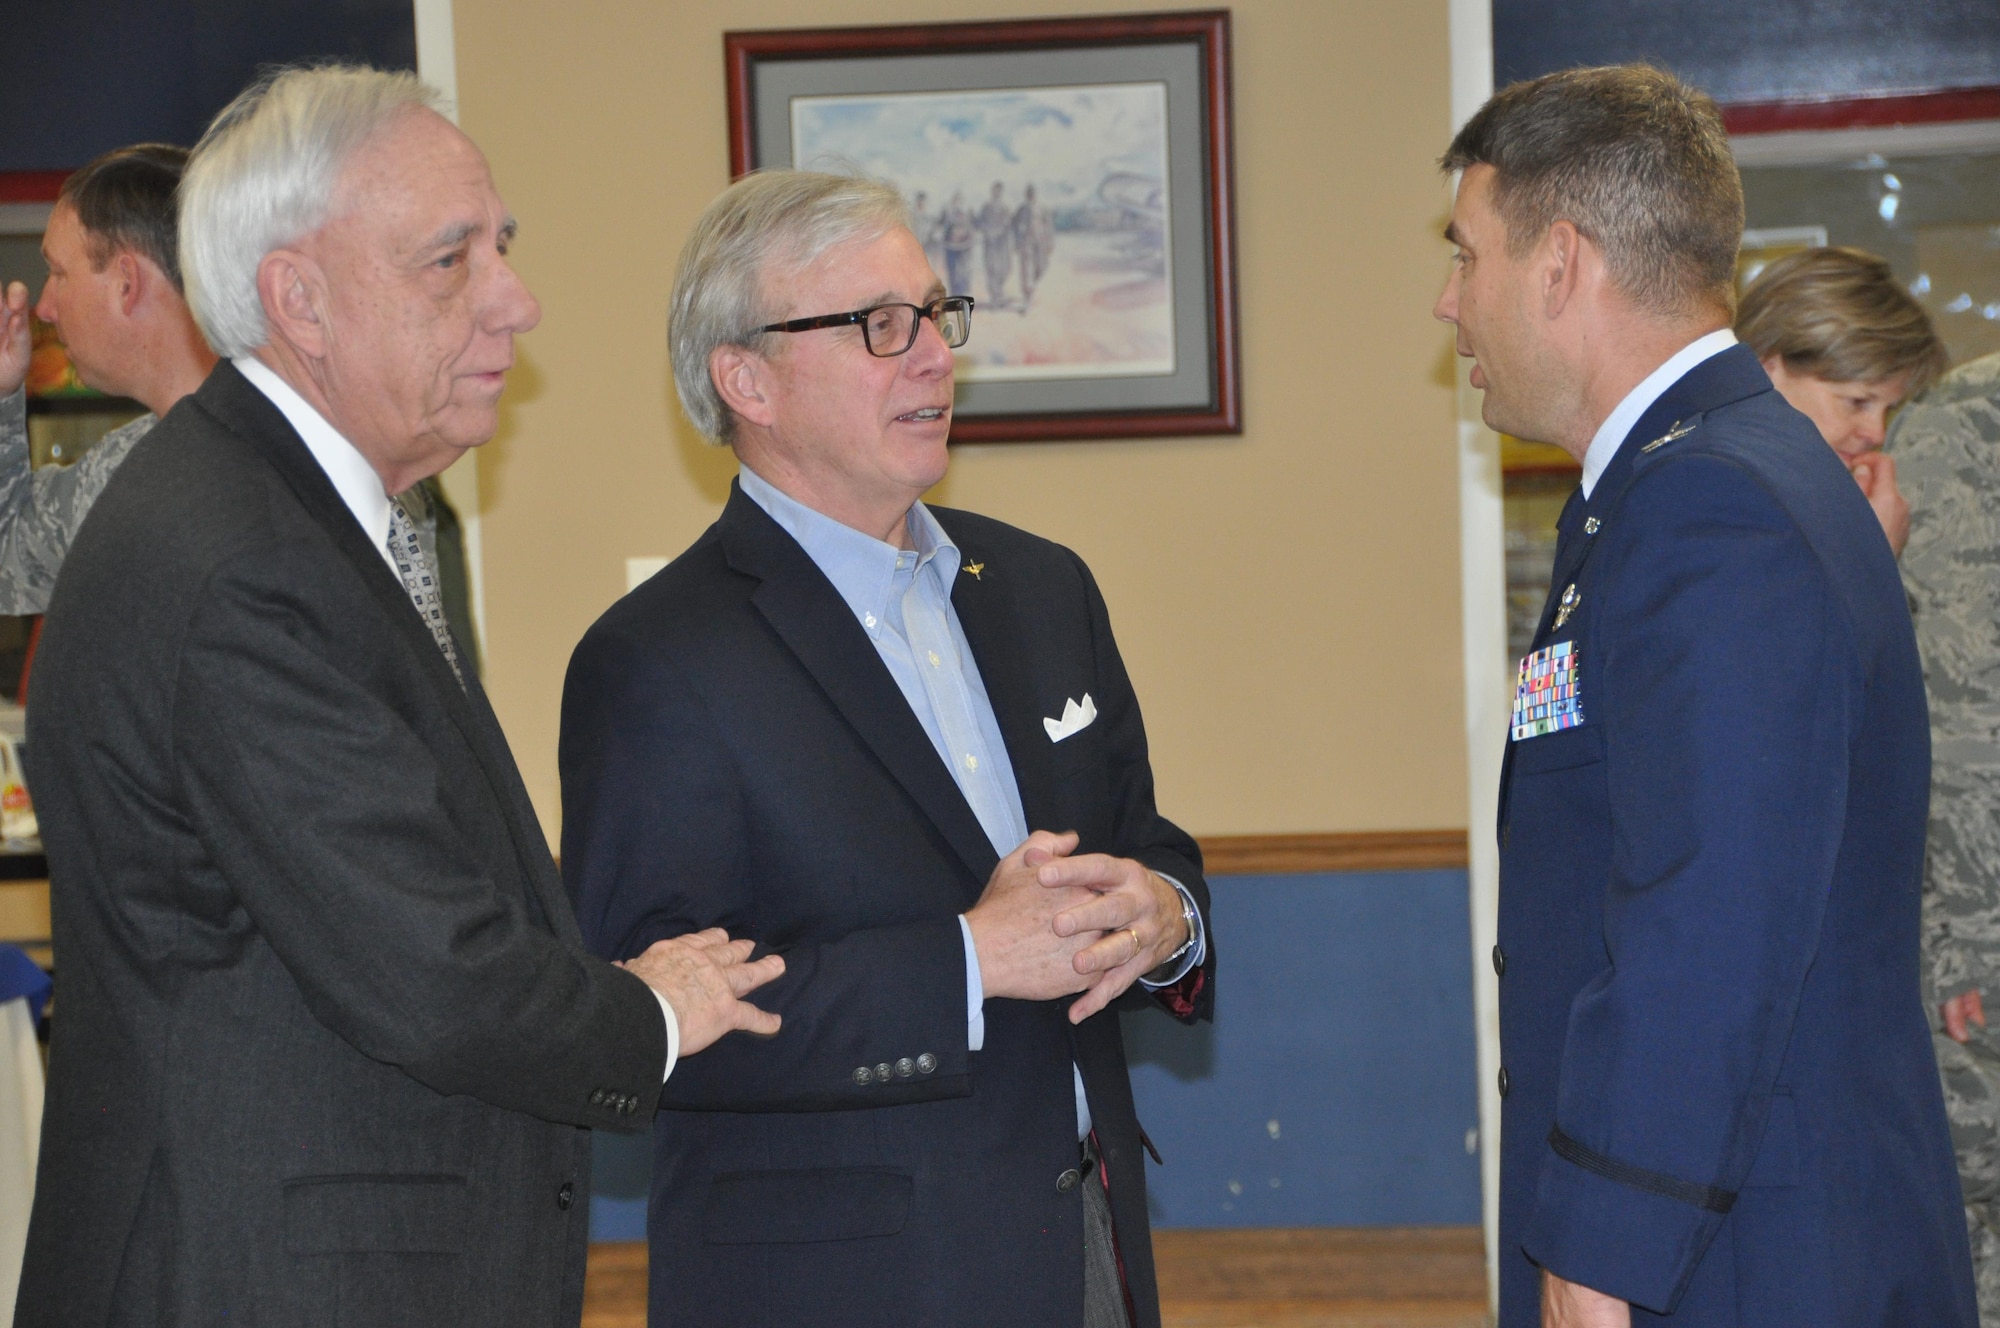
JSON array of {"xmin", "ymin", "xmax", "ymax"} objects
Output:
[
  {"xmin": 941, "ymin": 526, "xmax": 1061, "ymax": 833},
  {"xmin": 194, "ymin": 363, "xmax": 566, "ymax": 930},
  {"xmin": 720, "ymin": 485, "xmax": 999, "ymax": 885}
]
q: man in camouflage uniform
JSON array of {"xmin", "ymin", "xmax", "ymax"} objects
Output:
[
  {"xmin": 0, "ymin": 144, "xmax": 212, "ymax": 615},
  {"xmin": 1892, "ymin": 348, "xmax": 2000, "ymax": 1322}
]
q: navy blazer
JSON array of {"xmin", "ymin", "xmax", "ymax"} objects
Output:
[
  {"xmin": 1495, "ymin": 345, "xmax": 1975, "ymax": 1325},
  {"xmin": 561, "ymin": 483, "xmax": 1213, "ymax": 1328}
]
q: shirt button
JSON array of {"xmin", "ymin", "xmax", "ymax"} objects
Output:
[
  {"xmin": 863, "ymin": 614, "xmax": 877, "ymax": 629},
  {"xmin": 1056, "ymin": 1169, "xmax": 1081, "ymax": 1193},
  {"xmin": 965, "ymin": 755, "xmax": 978, "ymax": 771},
  {"xmin": 556, "ymin": 1181, "xmax": 574, "ymax": 1211},
  {"xmin": 928, "ymin": 651, "xmax": 941, "ymax": 668}
]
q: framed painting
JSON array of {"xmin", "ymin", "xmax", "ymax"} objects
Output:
[{"xmin": 725, "ymin": 10, "xmax": 1240, "ymax": 443}]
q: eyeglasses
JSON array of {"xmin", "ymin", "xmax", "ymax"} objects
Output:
[{"xmin": 755, "ymin": 296, "xmax": 974, "ymax": 358}]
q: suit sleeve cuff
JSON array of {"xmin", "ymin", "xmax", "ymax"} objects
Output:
[
  {"xmin": 1521, "ymin": 1127, "xmax": 1729, "ymax": 1315},
  {"xmin": 958, "ymin": 914, "xmax": 985, "ymax": 1051},
  {"xmin": 1139, "ymin": 873, "xmax": 1206, "ymax": 988},
  {"xmin": 651, "ymin": 987, "xmax": 680, "ymax": 1082}
]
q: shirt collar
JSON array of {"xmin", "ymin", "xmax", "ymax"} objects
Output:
[
  {"xmin": 1579, "ymin": 328, "xmax": 1738, "ymax": 499},
  {"xmin": 737, "ymin": 466, "xmax": 961, "ymax": 633},
  {"xmin": 233, "ymin": 355, "xmax": 397, "ymax": 570}
]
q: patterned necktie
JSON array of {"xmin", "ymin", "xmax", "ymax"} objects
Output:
[{"xmin": 386, "ymin": 498, "xmax": 465, "ymax": 686}]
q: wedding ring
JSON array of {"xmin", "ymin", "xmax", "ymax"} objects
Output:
[{"xmin": 1123, "ymin": 927, "xmax": 1141, "ymax": 959}]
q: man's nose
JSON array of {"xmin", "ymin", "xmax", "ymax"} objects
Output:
[
  {"xmin": 1432, "ymin": 271, "xmax": 1458, "ymax": 324},
  {"xmin": 32, "ymin": 280, "xmax": 56, "ymax": 326},
  {"xmin": 486, "ymin": 261, "xmax": 541, "ymax": 335},
  {"xmin": 905, "ymin": 312, "xmax": 954, "ymax": 375}
]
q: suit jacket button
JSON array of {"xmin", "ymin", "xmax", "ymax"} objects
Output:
[
  {"xmin": 1498, "ymin": 1066, "xmax": 1510, "ymax": 1099},
  {"xmin": 556, "ymin": 1181, "xmax": 574, "ymax": 1211},
  {"xmin": 896, "ymin": 1057, "xmax": 916, "ymax": 1078},
  {"xmin": 853, "ymin": 1066, "xmax": 873, "ymax": 1086},
  {"xmin": 875, "ymin": 1063, "xmax": 894, "ymax": 1083},
  {"xmin": 590, "ymin": 1089, "xmax": 607, "ymax": 1107},
  {"xmin": 1491, "ymin": 945, "xmax": 1506, "ymax": 978},
  {"xmin": 916, "ymin": 1053, "xmax": 936, "ymax": 1074},
  {"xmin": 1056, "ymin": 1169, "xmax": 1081, "ymax": 1193}
]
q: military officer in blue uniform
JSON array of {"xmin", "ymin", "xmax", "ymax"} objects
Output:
[{"xmin": 1436, "ymin": 65, "xmax": 1975, "ymax": 1326}]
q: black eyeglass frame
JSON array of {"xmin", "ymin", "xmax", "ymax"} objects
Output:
[{"xmin": 754, "ymin": 296, "xmax": 975, "ymax": 357}]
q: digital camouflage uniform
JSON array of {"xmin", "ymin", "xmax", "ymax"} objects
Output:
[
  {"xmin": 0, "ymin": 388, "xmax": 153, "ymax": 616},
  {"xmin": 1892, "ymin": 350, "xmax": 2000, "ymax": 1323}
]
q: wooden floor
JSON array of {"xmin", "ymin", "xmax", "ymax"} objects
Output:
[{"xmin": 583, "ymin": 1227, "xmax": 1490, "ymax": 1327}]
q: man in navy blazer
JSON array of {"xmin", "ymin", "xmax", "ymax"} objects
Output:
[
  {"xmin": 1436, "ymin": 66, "xmax": 1975, "ymax": 1325},
  {"xmin": 561, "ymin": 171, "xmax": 1213, "ymax": 1328}
]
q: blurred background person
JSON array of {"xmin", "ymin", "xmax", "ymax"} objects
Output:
[
  {"xmin": 0, "ymin": 144, "xmax": 212, "ymax": 615},
  {"xmin": 1737, "ymin": 246, "xmax": 1948, "ymax": 555},
  {"xmin": 1889, "ymin": 349, "xmax": 2000, "ymax": 1324}
]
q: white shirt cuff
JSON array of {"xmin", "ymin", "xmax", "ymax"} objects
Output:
[
  {"xmin": 1138, "ymin": 872, "xmax": 1206, "ymax": 989},
  {"xmin": 651, "ymin": 987, "xmax": 681, "ymax": 1082},
  {"xmin": 958, "ymin": 913, "xmax": 986, "ymax": 1051}
]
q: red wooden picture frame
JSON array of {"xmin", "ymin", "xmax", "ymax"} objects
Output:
[{"xmin": 723, "ymin": 10, "xmax": 1241, "ymax": 443}]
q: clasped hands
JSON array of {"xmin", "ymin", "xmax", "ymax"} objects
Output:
[{"xmin": 965, "ymin": 829, "xmax": 1192, "ymax": 1024}]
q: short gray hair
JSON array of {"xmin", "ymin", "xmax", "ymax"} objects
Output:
[
  {"xmin": 669, "ymin": 170, "xmax": 910, "ymax": 442},
  {"xmin": 181, "ymin": 65, "xmax": 444, "ymax": 358},
  {"xmin": 1442, "ymin": 64, "xmax": 1743, "ymax": 318}
]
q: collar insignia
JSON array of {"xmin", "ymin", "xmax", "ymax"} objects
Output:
[{"xmin": 1640, "ymin": 419, "xmax": 1698, "ymax": 453}]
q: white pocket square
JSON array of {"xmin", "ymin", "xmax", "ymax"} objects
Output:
[{"xmin": 1043, "ymin": 694, "xmax": 1097, "ymax": 743}]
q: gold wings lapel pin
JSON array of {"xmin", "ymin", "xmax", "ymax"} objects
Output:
[{"xmin": 963, "ymin": 561, "xmax": 985, "ymax": 580}]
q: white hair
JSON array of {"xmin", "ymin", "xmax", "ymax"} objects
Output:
[
  {"xmin": 669, "ymin": 170, "xmax": 911, "ymax": 442},
  {"xmin": 180, "ymin": 65, "xmax": 445, "ymax": 358}
]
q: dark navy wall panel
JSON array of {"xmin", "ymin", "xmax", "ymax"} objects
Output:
[
  {"xmin": 1494, "ymin": 0, "xmax": 2000, "ymax": 105},
  {"xmin": 3, "ymin": 0, "xmax": 415, "ymax": 172},
  {"xmin": 590, "ymin": 868, "xmax": 1482, "ymax": 1240}
]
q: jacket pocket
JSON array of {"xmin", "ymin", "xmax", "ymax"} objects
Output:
[
  {"xmin": 702, "ymin": 1168, "xmax": 913, "ymax": 1244},
  {"xmin": 283, "ymin": 1173, "xmax": 469, "ymax": 1254}
]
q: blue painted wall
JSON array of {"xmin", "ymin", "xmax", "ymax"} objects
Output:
[{"xmin": 591, "ymin": 867, "xmax": 1481, "ymax": 1240}]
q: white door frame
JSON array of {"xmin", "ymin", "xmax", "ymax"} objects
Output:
[{"xmin": 1446, "ymin": 0, "xmax": 1505, "ymax": 1311}]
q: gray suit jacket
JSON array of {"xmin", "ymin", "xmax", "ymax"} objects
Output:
[{"xmin": 15, "ymin": 361, "xmax": 665, "ymax": 1327}]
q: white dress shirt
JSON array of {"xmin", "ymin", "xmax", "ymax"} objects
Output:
[
  {"xmin": 232, "ymin": 356, "xmax": 680, "ymax": 1082},
  {"xmin": 1579, "ymin": 328, "xmax": 1738, "ymax": 499}
]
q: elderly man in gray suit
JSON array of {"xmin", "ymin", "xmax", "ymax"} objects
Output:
[{"xmin": 14, "ymin": 65, "xmax": 783, "ymax": 1328}]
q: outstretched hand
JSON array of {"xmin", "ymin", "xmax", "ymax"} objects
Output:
[
  {"xmin": 621, "ymin": 927, "xmax": 784, "ymax": 1056},
  {"xmin": 0, "ymin": 283, "xmax": 30, "ymax": 399}
]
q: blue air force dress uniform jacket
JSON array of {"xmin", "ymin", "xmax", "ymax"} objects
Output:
[{"xmin": 1494, "ymin": 344, "xmax": 1976, "ymax": 1324}]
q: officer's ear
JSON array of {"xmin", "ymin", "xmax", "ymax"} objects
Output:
[{"xmin": 1540, "ymin": 220, "xmax": 1584, "ymax": 320}]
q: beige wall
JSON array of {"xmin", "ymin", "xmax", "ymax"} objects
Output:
[{"xmin": 451, "ymin": 0, "xmax": 1465, "ymax": 845}]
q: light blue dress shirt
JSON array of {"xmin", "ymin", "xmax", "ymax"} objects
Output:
[{"xmin": 738, "ymin": 467, "xmax": 1203, "ymax": 1137}]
